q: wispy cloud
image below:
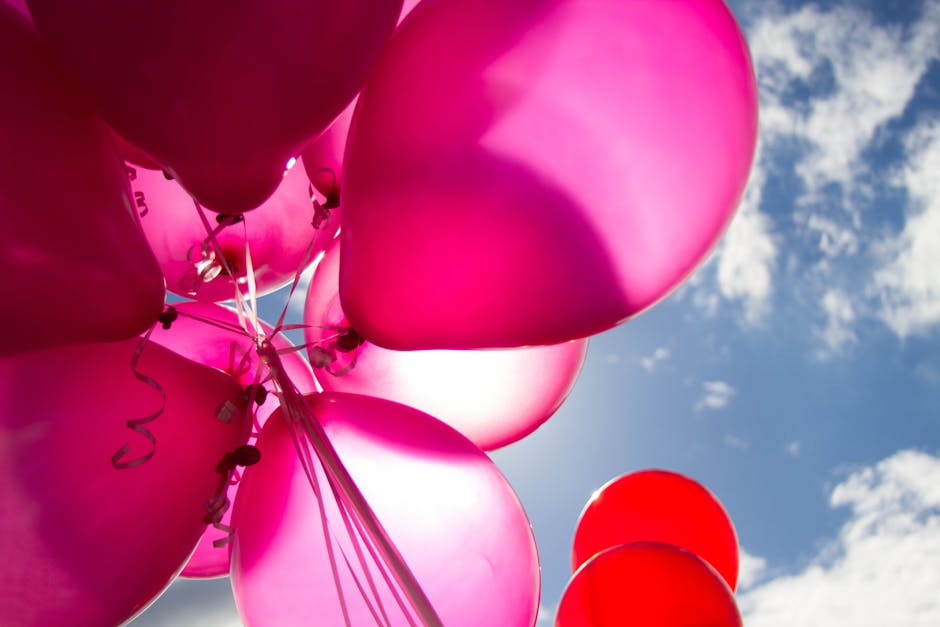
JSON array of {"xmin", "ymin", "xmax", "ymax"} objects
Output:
[
  {"xmin": 814, "ymin": 288, "xmax": 858, "ymax": 358},
  {"xmin": 714, "ymin": 160, "xmax": 777, "ymax": 325},
  {"xmin": 696, "ymin": 380, "xmax": 736, "ymax": 411},
  {"xmin": 750, "ymin": 2, "xmax": 940, "ymax": 200},
  {"xmin": 739, "ymin": 449, "xmax": 940, "ymax": 626},
  {"xmin": 873, "ymin": 118, "xmax": 940, "ymax": 338},
  {"xmin": 738, "ymin": 548, "xmax": 769, "ymax": 591},
  {"xmin": 640, "ymin": 347, "xmax": 670, "ymax": 372}
]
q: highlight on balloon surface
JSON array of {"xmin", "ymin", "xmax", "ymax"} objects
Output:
[
  {"xmin": 25, "ymin": 0, "xmax": 404, "ymax": 213},
  {"xmin": 572, "ymin": 469, "xmax": 739, "ymax": 590},
  {"xmin": 150, "ymin": 302, "xmax": 317, "ymax": 578},
  {"xmin": 0, "ymin": 338, "xmax": 249, "ymax": 626},
  {"xmin": 305, "ymin": 240, "xmax": 588, "ymax": 450},
  {"xmin": 0, "ymin": 4, "xmax": 165, "ymax": 355},
  {"xmin": 231, "ymin": 392, "xmax": 541, "ymax": 627},
  {"xmin": 556, "ymin": 542, "xmax": 743, "ymax": 627},
  {"xmin": 340, "ymin": 0, "xmax": 758, "ymax": 350},
  {"xmin": 130, "ymin": 160, "xmax": 339, "ymax": 303}
]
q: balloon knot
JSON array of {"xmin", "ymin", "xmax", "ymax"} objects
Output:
[
  {"xmin": 335, "ymin": 328, "xmax": 365, "ymax": 353},
  {"xmin": 216, "ymin": 213, "xmax": 245, "ymax": 227},
  {"xmin": 245, "ymin": 383, "xmax": 268, "ymax": 406},
  {"xmin": 215, "ymin": 444, "xmax": 261, "ymax": 474},
  {"xmin": 157, "ymin": 306, "xmax": 178, "ymax": 330}
]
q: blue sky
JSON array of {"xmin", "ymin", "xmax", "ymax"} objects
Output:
[{"xmin": 133, "ymin": 1, "xmax": 940, "ymax": 625}]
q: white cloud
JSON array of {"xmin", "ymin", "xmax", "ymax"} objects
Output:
[
  {"xmin": 696, "ymin": 380, "xmax": 736, "ymax": 411},
  {"xmin": 714, "ymin": 161, "xmax": 777, "ymax": 325},
  {"xmin": 640, "ymin": 347, "xmax": 670, "ymax": 372},
  {"xmin": 814, "ymin": 288, "xmax": 858, "ymax": 358},
  {"xmin": 536, "ymin": 604, "xmax": 554, "ymax": 626},
  {"xmin": 739, "ymin": 449, "xmax": 940, "ymax": 626},
  {"xmin": 786, "ymin": 440, "xmax": 802, "ymax": 457},
  {"xmin": 873, "ymin": 118, "xmax": 940, "ymax": 338},
  {"xmin": 738, "ymin": 549, "xmax": 769, "ymax": 591},
  {"xmin": 750, "ymin": 3, "xmax": 940, "ymax": 199}
]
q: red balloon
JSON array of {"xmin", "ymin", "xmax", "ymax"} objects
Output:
[
  {"xmin": 149, "ymin": 302, "xmax": 317, "ymax": 578},
  {"xmin": 0, "ymin": 338, "xmax": 249, "ymax": 625},
  {"xmin": 0, "ymin": 5, "xmax": 165, "ymax": 355},
  {"xmin": 556, "ymin": 543, "xmax": 742, "ymax": 627},
  {"xmin": 572, "ymin": 470, "xmax": 739, "ymax": 590},
  {"xmin": 130, "ymin": 160, "xmax": 338, "ymax": 302},
  {"xmin": 26, "ymin": 0, "xmax": 404, "ymax": 213},
  {"xmin": 340, "ymin": 0, "xmax": 758, "ymax": 349}
]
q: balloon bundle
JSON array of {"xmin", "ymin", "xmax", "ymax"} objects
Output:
[{"xmin": 0, "ymin": 0, "xmax": 757, "ymax": 625}]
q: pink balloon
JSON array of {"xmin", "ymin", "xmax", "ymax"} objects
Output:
[
  {"xmin": 305, "ymin": 241, "xmax": 587, "ymax": 449},
  {"xmin": 0, "ymin": 6, "xmax": 165, "ymax": 355},
  {"xmin": 26, "ymin": 0, "xmax": 404, "ymax": 213},
  {"xmin": 130, "ymin": 160, "xmax": 339, "ymax": 302},
  {"xmin": 341, "ymin": 0, "xmax": 758, "ymax": 349},
  {"xmin": 149, "ymin": 301, "xmax": 317, "ymax": 578},
  {"xmin": 301, "ymin": 99, "xmax": 355, "ymax": 205},
  {"xmin": 231, "ymin": 392, "xmax": 540, "ymax": 627},
  {"xmin": 0, "ymin": 338, "xmax": 249, "ymax": 625}
]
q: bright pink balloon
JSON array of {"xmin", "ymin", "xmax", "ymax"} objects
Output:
[
  {"xmin": 231, "ymin": 392, "xmax": 540, "ymax": 627},
  {"xmin": 0, "ymin": 338, "xmax": 249, "ymax": 625},
  {"xmin": 305, "ymin": 241, "xmax": 587, "ymax": 449},
  {"xmin": 130, "ymin": 161, "xmax": 339, "ymax": 302},
  {"xmin": 0, "ymin": 6, "xmax": 165, "ymax": 355},
  {"xmin": 26, "ymin": 0, "xmax": 403, "ymax": 213},
  {"xmin": 556, "ymin": 543, "xmax": 743, "ymax": 627},
  {"xmin": 572, "ymin": 469, "xmax": 739, "ymax": 590},
  {"xmin": 341, "ymin": 0, "xmax": 758, "ymax": 349},
  {"xmin": 150, "ymin": 301, "xmax": 317, "ymax": 578},
  {"xmin": 301, "ymin": 99, "xmax": 354, "ymax": 205}
]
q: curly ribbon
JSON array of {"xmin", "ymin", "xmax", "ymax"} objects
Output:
[{"xmin": 111, "ymin": 324, "xmax": 165, "ymax": 470}]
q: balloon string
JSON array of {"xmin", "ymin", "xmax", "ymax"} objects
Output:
[
  {"xmin": 272, "ymin": 179, "xmax": 337, "ymax": 335},
  {"xmin": 258, "ymin": 339, "xmax": 444, "ymax": 627},
  {"xmin": 280, "ymin": 383, "xmax": 391, "ymax": 627},
  {"xmin": 111, "ymin": 325, "xmax": 165, "ymax": 469},
  {"xmin": 280, "ymin": 392, "xmax": 355, "ymax": 627},
  {"xmin": 326, "ymin": 466, "xmax": 397, "ymax": 627},
  {"xmin": 329, "ymin": 477, "xmax": 418, "ymax": 627}
]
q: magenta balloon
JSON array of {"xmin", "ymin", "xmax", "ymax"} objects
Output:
[
  {"xmin": 341, "ymin": 0, "xmax": 758, "ymax": 349},
  {"xmin": 130, "ymin": 161, "xmax": 339, "ymax": 302},
  {"xmin": 301, "ymin": 99, "xmax": 355, "ymax": 203},
  {"xmin": 305, "ymin": 241, "xmax": 587, "ymax": 449},
  {"xmin": 0, "ymin": 6, "xmax": 165, "ymax": 355},
  {"xmin": 231, "ymin": 392, "xmax": 540, "ymax": 626},
  {"xmin": 149, "ymin": 301, "xmax": 317, "ymax": 578},
  {"xmin": 26, "ymin": 0, "xmax": 403, "ymax": 213},
  {"xmin": 0, "ymin": 338, "xmax": 249, "ymax": 625}
]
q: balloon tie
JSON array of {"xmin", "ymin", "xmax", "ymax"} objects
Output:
[
  {"xmin": 205, "ymin": 444, "xmax": 262, "ymax": 546},
  {"xmin": 305, "ymin": 327, "xmax": 364, "ymax": 377},
  {"xmin": 111, "ymin": 325, "xmax": 165, "ymax": 470},
  {"xmin": 157, "ymin": 305, "xmax": 178, "ymax": 330}
]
